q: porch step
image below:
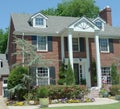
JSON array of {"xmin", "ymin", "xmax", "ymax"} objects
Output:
[{"xmin": 87, "ymin": 87, "xmax": 100, "ymax": 98}]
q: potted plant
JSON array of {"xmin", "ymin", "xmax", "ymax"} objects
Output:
[{"xmin": 37, "ymin": 86, "xmax": 49, "ymax": 108}]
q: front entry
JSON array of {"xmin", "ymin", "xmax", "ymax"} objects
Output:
[{"xmin": 74, "ymin": 63, "xmax": 86, "ymax": 85}]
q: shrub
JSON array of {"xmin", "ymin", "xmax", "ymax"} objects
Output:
[
  {"xmin": 109, "ymin": 85, "xmax": 120, "ymax": 96},
  {"xmin": 37, "ymin": 87, "xmax": 49, "ymax": 98}
]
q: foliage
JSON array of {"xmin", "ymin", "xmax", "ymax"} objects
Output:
[
  {"xmin": 111, "ymin": 63, "xmax": 119, "ymax": 85},
  {"xmin": 115, "ymin": 95, "xmax": 120, "ymax": 100},
  {"xmin": 109, "ymin": 85, "xmax": 120, "ymax": 96},
  {"xmin": 48, "ymin": 85, "xmax": 88, "ymax": 100},
  {"xmin": 13, "ymin": 37, "xmax": 52, "ymax": 67},
  {"xmin": 66, "ymin": 60, "xmax": 75, "ymax": 85},
  {"xmin": 58, "ymin": 62, "xmax": 66, "ymax": 85},
  {"xmin": 0, "ymin": 28, "xmax": 8, "ymax": 53},
  {"xmin": 37, "ymin": 87, "xmax": 49, "ymax": 98},
  {"xmin": 91, "ymin": 60, "xmax": 97, "ymax": 85},
  {"xmin": 41, "ymin": 0, "xmax": 99, "ymax": 18},
  {"xmin": 7, "ymin": 66, "xmax": 29, "ymax": 100}
]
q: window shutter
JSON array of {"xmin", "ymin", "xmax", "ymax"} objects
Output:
[
  {"xmin": 50, "ymin": 66, "xmax": 56, "ymax": 85},
  {"xmin": 109, "ymin": 39, "xmax": 114, "ymax": 53},
  {"xmin": 48, "ymin": 36, "xmax": 53, "ymax": 51},
  {"xmin": 31, "ymin": 36, "xmax": 37, "ymax": 50},
  {"xmin": 79, "ymin": 37, "xmax": 85, "ymax": 52},
  {"xmin": 29, "ymin": 67, "xmax": 36, "ymax": 86},
  {"xmin": 65, "ymin": 37, "xmax": 68, "ymax": 51}
]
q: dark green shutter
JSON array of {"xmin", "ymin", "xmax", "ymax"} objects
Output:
[
  {"xmin": 79, "ymin": 37, "xmax": 85, "ymax": 52},
  {"xmin": 109, "ymin": 39, "xmax": 114, "ymax": 53},
  {"xmin": 50, "ymin": 66, "xmax": 56, "ymax": 85},
  {"xmin": 65, "ymin": 37, "xmax": 68, "ymax": 51},
  {"xmin": 48, "ymin": 36, "xmax": 53, "ymax": 51},
  {"xmin": 31, "ymin": 36, "xmax": 37, "ymax": 51},
  {"xmin": 29, "ymin": 67, "xmax": 36, "ymax": 86}
]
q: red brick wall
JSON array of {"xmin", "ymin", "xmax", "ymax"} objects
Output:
[{"xmin": 89, "ymin": 38, "xmax": 120, "ymax": 67}]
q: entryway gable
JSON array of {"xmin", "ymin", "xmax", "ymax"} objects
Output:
[{"xmin": 69, "ymin": 17, "xmax": 100, "ymax": 32}]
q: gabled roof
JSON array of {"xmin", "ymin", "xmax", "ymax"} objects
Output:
[
  {"xmin": 0, "ymin": 54, "xmax": 9, "ymax": 77},
  {"xmin": 11, "ymin": 13, "xmax": 120, "ymax": 37}
]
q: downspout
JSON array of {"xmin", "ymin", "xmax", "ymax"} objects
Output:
[{"xmin": 22, "ymin": 33, "xmax": 24, "ymax": 67}]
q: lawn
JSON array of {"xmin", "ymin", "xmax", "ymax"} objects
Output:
[{"xmin": 45, "ymin": 102, "xmax": 120, "ymax": 109}]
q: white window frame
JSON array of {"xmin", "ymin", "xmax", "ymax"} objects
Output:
[
  {"xmin": 72, "ymin": 38, "xmax": 80, "ymax": 52},
  {"xmin": 35, "ymin": 18, "xmax": 43, "ymax": 26},
  {"xmin": 101, "ymin": 67, "xmax": 111, "ymax": 84},
  {"xmin": 95, "ymin": 21, "xmax": 102, "ymax": 29},
  {"xmin": 36, "ymin": 67, "xmax": 50, "ymax": 86},
  {"xmin": 37, "ymin": 36, "xmax": 48, "ymax": 51},
  {"xmin": 99, "ymin": 38, "xmax": 109, "ymax": 53}
]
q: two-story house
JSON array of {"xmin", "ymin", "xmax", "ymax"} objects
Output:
[{"xmin": 7, "ymin": 6, "xmax": 120, "ymax": 89}]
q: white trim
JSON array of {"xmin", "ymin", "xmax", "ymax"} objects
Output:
[
  {"xmin": 37, "ymin": 36, "xmax": 48, "ymax": 52},
  {"xmin": 61, "ymin": 36, "xmax": 64, "ymax": 61}
]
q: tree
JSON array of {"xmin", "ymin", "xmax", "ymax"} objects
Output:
[
  {"xmin": 8, "ymin": 66, "xmax": 29, "ymax": 100},
  {"xmin": 41, "ymin": 0, "xmax": 99, "ymax": 18},
  {"xmin": 0, "ymin": 28, "xmax": 8, "ymax": 53},
  {"xmin": 58, "ymin": 62, "xmax": 66, "ymax": 85},
  {"xmin": 111, "ymin": 63, "xmax": 119, "ymax": 85},
  {"xmin": 66, "ymin": 60, "xmax": 75, "ymax": 85}
]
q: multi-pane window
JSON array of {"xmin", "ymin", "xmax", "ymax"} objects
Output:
[
  {"xmin": 37, "ymin": 36, "xmax": 47, "ymax": 51},
  {"xmin": 99, "ymin": 39, "xmax": 109, "ymax": 52},
  {"xmin": 95, "ymin": 21, "xmax": 102, "ymax": 29},
  {"xmin": 72, "ymin": 38, "xmax": 79, "ymax": 51},
  {"xmin": 37, "ymin": 67, "xmax": 49, "ymax": 85},
  {"xmin": 101, "ymin": 67, "xmax": 111, "ymax": 84},
  {"xmin": 35, "ymin": 18, "xmax": 43, "ymax": 26}
]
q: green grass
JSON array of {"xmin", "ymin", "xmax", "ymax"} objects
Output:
[{"xmin": 44, "ymin": 102, "xmax": 120, "ymax": 109}]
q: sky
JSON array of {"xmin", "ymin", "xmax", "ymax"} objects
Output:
[{"xmin": 1, "ymin": 0, "xmax": 120, "ymax": 30}]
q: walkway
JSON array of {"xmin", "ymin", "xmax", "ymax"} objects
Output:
[
  {"xmin": 7, "ymin": 98, "xmax": 119, "ymax": 109},
  {"xmin": 0, "ymin": 96, "xmax": 9, "ymax": 109}
]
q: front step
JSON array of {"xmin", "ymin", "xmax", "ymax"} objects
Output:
[{"xmin": 87, "ymin": 87, "xmax": 100, "ymax": 98}]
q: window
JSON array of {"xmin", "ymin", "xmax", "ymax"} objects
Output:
[
  {"xmin": 99, "ymin": 39, "xmax": 109, "ymax": 52},
  {"xmin": 101, "ymin": 67, "xmax": 111, "ymax": 84},
  {"xmin": 37, "ymin": 36, "xmax": 47, "ymax": 51},
  {"xmin": 0, "ymin": 60, "xmax": 3, "ymax": 68},
  {"xmin": 35, "ymin": 18, "xmax": 43, "ymax": 26},
  {"xmin": 95, "ymin": 21, "xmax": 102, "ymax": 29},
  {"xmin": 36, "ymin": 67, "xmax": 49, "ymax": 85},
  {"xmin": 72, "ymin": 38, "xmax": 79, "ymax": 51}
]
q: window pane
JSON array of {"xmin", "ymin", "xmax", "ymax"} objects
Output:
[
  {"xmin": 95, "ymin": 21, "xmax": 102, "ymax": 29},
  {"xmin": 37, "ymin": 36, "xmax": 47, "ymax": 50},
  {"xmin": 100, "ymin": 39, "xmax": 109, "ymax": 52},
  {"xmin": 37, "ymin": 67, "xmax": 49, "ymax": 85},
  {"xmin": 72, "ymin": 38, "xmax": 79, "ymax": 51},
  {"xmin": 101, "ymin": 67, "xmax": 111, "ymax": 84},
  {"xmin": 35, "ymin": 18, "xmax": 43, "ymax": 25}
]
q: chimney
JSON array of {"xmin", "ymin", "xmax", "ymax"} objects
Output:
[{"xmin": 99, "ymin": 6, "xmax": 112, "ymax": 26}]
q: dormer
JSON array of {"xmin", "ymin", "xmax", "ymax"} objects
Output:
[
  {"xmin": 93, "ymin": 17, "xmax": 106, "ymax": 31},
  {"xmin": 28, "ymin": 12, "xmax": 48, "ymax": 28}
]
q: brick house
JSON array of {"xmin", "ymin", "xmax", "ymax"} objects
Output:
[
  {"xmin": 7, "ymin": 6, "xmax": 120, "ymax": 89},
  {"xmin": 0, "ymin": 54, "xmax": 9, "ymax": 97}
]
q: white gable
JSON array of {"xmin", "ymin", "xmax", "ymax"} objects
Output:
[{"xmin": 69, "ymin": 17, "xmax": 99, "ymax": 32}]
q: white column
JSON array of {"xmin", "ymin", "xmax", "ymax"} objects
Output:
[
  {"xmin": 61, "ymin": 36, "xmax": 64, "ymax": 62},
  {"xmin": 68, "ymin": 30, "xmax": 73, "ymax": 69},
  {"xmin": 85, "ymin": 36, "xmax": 91, "ymax": 87},
  {"xmin": 95, "ymin": 32, "xmax": 102, "ymax": 88}
]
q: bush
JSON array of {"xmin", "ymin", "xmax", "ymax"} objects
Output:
[
  {"xmin": 37, "ymin": 87, "xmax": 49, "ymax": 98},
  {"xmin": 109, "ymin": 85, "xmax": 120, "ymax": 96},
  {"xmin": 47, "ymin": 85, "xmax": 88, "ymax": 100}
]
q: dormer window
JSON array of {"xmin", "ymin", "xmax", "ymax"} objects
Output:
[
  {"xmin": 95, "ymin": 21, "xmax": 102, "ymax": 29},
  {"xmin": 35, "ymin": 18, "xmax": 44, "ymax": 26},
  {"xmin": 29, "ymin": 12, "xmax": 48, "ymax": 28}
]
